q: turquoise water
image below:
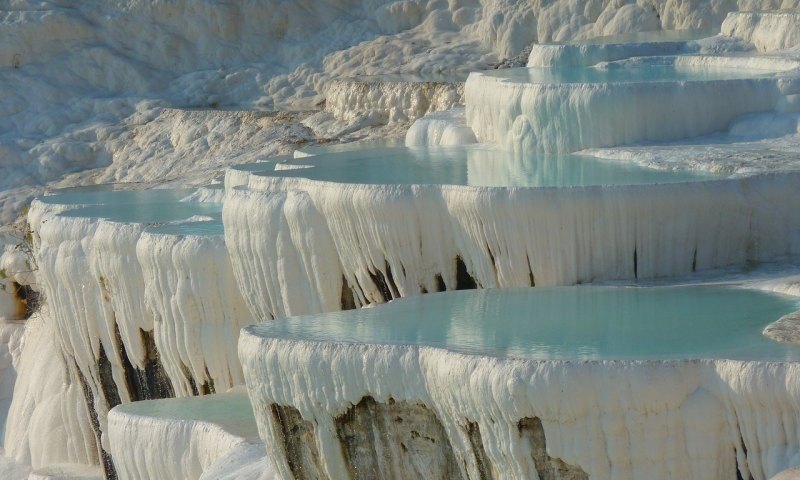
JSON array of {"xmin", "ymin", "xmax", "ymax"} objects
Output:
[
  {"xmin": 59, "ymin": 202, "xmax": 220, "ymax": 224},
  {"xmin": 113, "ymin": 390, "xmax": 258, "ymax": 439},
  {"xmin": 254, "ymin": 286, "xmax": 800, "ymax": 361},
  {"xmin": 145, "ymin": 219, "xmax": 224, "ymax": 236},
  {"xmin": 228, "ymin": 157, "xmax": 288, "ymax": 174},
  {"xmin": 295, "ymin": 138, "xmax": 404, "ymax": 157},
  {"xmin": 481, "ymin": 63, "xmax": 777, "ymax": 84},
  {"xmin": 266, "ymin": 146, "xmax": 714, "ymax": 187},
  {"xmin": 40, "ymin": 187, "xmax": 189, "ymax": 207},
  {"xmin": 49, "ymin": 187, "xmax": 222, "ymax": 225}
]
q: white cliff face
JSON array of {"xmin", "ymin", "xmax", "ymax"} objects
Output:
[
  {"xmin": 137, "ymin": 231, "xmax": 252, "ymax": 396},
  {"xmin": 239, "ymin": 328, "xmax": 800, "ymax": 480},
  {"xmin": 722, "ymin": 11, "xmax": 800, "ymax": 52},
  {"xmin": 224, "ymin": 172, "xmax": 800, "ymax": 318},
  {"xmin": 325, "ymin": 78, "xmax": 465, "ymax": 124},
  {"xmin": 3, "ymin": 313, "xmax": 98, "ymax": 472},
  {"xmin": 0, "ymin": 320, "xmax": 25, "ymax": 443},
  {"xmin": 224, "ymin": 188, "xmax": 347, "ymax": 321}
]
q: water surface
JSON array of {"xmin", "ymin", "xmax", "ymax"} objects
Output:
[
  {"xmin": 267, "ymin": 146, "xmax": 716, "ymax": 187},
  {"xmin": 254, "ymin": 286, "xmax": 800, "ymax": 361}
]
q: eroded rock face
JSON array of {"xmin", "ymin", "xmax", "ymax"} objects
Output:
[
  {"xmin": 763, "ymin": 311, "xmax": 800, "ymax": 344},
  {"xmin": 519, "ymin": 417, "xmax": 588, "ymax": 480},
  {"xmin": 465, "ymin": 421, "xmax": 495, "ymax": 480},
  {"xmin": 335, "ymin": 396, "xmax": 463, "ymax": 480},
  {"xmin": 270, "ymin": 404, "xmax": 325, "ymax": 480}
]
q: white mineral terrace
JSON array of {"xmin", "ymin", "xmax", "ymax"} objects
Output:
[
  {"xmin": 108, "ymin": 389, "xmax": 270, "ymax": 480},
  {"xmin": 467, "ymin": 55, "xmax": 800, "ymax": 153},
  {"xmin": 21, "ymin": 187, "xmax": 254, "ymax": 478},
  {"xmin": 240, "ymin": 283, "xmax": 800, "ymax": 480},
  {"xmin": 6, "ymin": 2, "xmax": 800, "ymax": 479},
  {"xmin": 226, "ymin": 151, "xmax": 800, "ymax": 320}
]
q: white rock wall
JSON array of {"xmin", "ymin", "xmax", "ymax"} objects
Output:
[
  {"xmin": 722, "ymin": 11, "xmax": 800, "ymax": 52},
  {"xmin": 326, "ymin": 79, "xmax": 465, "ymax": 124},
  {"xmin": 224, "ymin": 172, "xmax": 800, "ymax": 320},
  {"xmin": 240, "ymin": 331, "xmax": 800, "ymax": 480},
  {"xmin": 3, "ymin": 314, "xmax": 98, "ymax": 471}
]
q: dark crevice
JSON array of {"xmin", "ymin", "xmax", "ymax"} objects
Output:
[
  {"xmin": 633, "ymin": 247, "xmax": 639, "ymax": 280},
  {"xmin": 736, "ymin": 448, "xmax": 746, "ymax": 480},
  {"xmin": 368, "ymin": 263, "xmax": 394, "ymax": 302},
  {"xmin": 117, "ymin": 325, "xmax": 175, "ymax": 402},
  {"xmin": 465, "ymin": 421, "xmax": 494, "ymax": 480},
  {"xmin": 335, "ymin": 396, "xmax": 463, "ymax": 480},
  {"xmin": 455, "ymin": 256, "xmax": 477, "ymax": 290},
  {"xmin": 139, "ymin": 329, "xmax": 175, "ymax": 398},
  {"xmin": 341, "ymin": 276, "xmax": 356, "ymax": 310},
  {"xmin": 75, "ymin": 363, "xmax": 118, "ymax": 480},
  {"xmin": 96, "ymin": 342, "xmax": 122, "ymax": 409},
  {"xmin": 738, "ymin": 430, "xmax": 751, "ymax": 480},
  {"xmin": 11, "ymin": 281, "xmax": 38, "ymax": 318},
  {"xmin": 526, "ymin": 255, "xmax": 536, "ymax": 287},
  {"xmin": 270, "ymin": 404, "xmax": 324, "ymax": 480},
  {"xmin": 435, "ymin": 274, "xmax": 446, "ymax": 292},
  {"xmin": 486, "ymin": 245, "xmax": 496, "ymax": 270},
  {"xmin": 384, "ymin": 261, "xmax": 400, "ymax": 299},
  {"xmin": 692, "ymin": 247, "xmax": 698, "ymax": 273},
  {"xmin": 183, "ymin": 363, "xmax": 201, "ymax": 397},
  {"xmin": 518, "ymin": 417, "xmax": 588, "ymax": 480},
  {"xmin": 200, "ymin": 376, "xmax": 215, "ymax": 395}
]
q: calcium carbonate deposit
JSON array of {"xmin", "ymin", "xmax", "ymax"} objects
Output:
[{"xmin": 5, "ymin": 1, "xmax": 800, "ymax": 480}]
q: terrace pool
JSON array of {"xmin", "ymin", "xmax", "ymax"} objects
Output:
[
  {"xmin": 267, "ymin": 146, "xmax": 715, "ymax": 187},
  {"xmin": 252, "ymin": 286, "xmax": 800, "ymax": 361}
]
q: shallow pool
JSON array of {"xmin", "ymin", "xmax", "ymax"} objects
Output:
[
  {"xmin": 294, "ymin": 138, "xmax": 404, "ymax": 157},
  {"xmin": 145, "ymin": 219, "xmax": 223, "ymax": 236},
  {"xmin": 40, "ymin": 186, "xmax": 190, "ymax": 207},
  {"xmin": 113, "ymin": 390, "xmax": 257, "ymax": 439},
  {"xmin": 253, "ymin": 286, "xmax": 800, "ymax": 361},
  {"xmin": 268, "ymin": 146, "xmax": 715, "ymax": 187},
  {"xmin": 53, "ymin": 188, "xmax": 221, "ymax": 224}
]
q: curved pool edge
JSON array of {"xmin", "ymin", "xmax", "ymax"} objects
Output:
[{"xmin": 239, "ymin": 327, "xmax": 800, "ymax": 480}]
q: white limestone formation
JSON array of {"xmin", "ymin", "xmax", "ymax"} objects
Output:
[
  {"xmin": 239, "ymin": 328, "xmax": 800, "ymax": 480},
  {"xmin": 405, "ymin": 108, "xmax": 478, "ymax": 147},
  {"xmin": 107, "ymin": 390, "xmax": 271, "ymax": 480},
  {"xmin": 466, "ymin": 55, "xmax": 799, "ymax": 153},
  {"xmin": 225, "ymin": 172, "xmax": 800, "ymax": 319},
  {"xmin": 722, "ymin": 11, "xmax": 800, "ymax": 52},
  {"xmin": 326, "ymin": 78, "xmax": 464, "ymax": 124}
]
